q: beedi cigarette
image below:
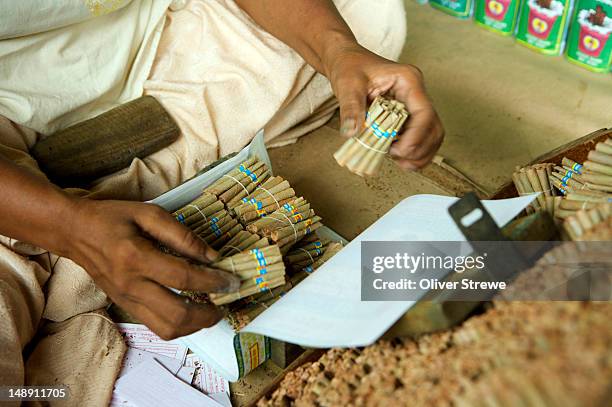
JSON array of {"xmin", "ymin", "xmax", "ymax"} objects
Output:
[
  {"xmin": 258, "ymin": 209, "xmax": 315, "ymax": 236},
  {"xmin": 517, "ymin": 170, "xmax": 535, "ymax": 195},
  {"xmin": 206, "ymin": 159, "xmax": 266, "ymax": 196},
  {"xmin": 555, "ymin": 209, "xmax": 578, "ymax": 219},
  {"xmin": 233, "ymin": 188, "xmax": 296, "ymax": 217},
  {"xmin": 512, "ymin": 172, "xmax": 527, "ymax": 196},
  {"xmin": 276, "ymin": 221, "xmax": 322, "ymax": 248},
  {"xmin": 544, "ymin": 196, "xmax": 555, "ymax": 215},
  {"xmin": 210, "ymin": 276, "xmax": 286, "ymax": 306},
  {"xmin": 201, "ymin": 218, "xmax": 238, "ymax": 242},
  {"xmin": 238, "ymin": 198, "xmax": 295, "ymax": 224},
  {"xmin": 334, "ymin": 96, "xmax": 409, "ymax": 176},
  {"xmin": 350, "ymin": 113, "xmax": 398, "ymax": 173},
  {"xmin": 214, "ymin": 245, "xmax": 281, "ymax": 267},
  {"xmin": 575, "ymin": 210, "xmax": 594, "ymax": 231},
  {"xmin": 181, "ymin": 200, "xmax": 224, "ymax": 226},
  {"xmin": 586, "ymin": 207, "xmax": 603, "ymax": 225},
  {"xmin": 526, "ymin": 167, "xmax": 546, "ymax": 208},
  {"xmin": 246, "ymin": 200, "xmax": 311, "ymax": 234},
  {"xmin": 596, "ymin": 141, "xmax": 612, "ymax": 155},
  {"xmin": 584, "ymin": 160, "xmax": 612, "ymax": 176},
  {"xmin": 561, "ymin": 158, "xmax": 583, "ymax": 174},
  {"xmin": 219, "ymin": 167, "xmax": 269, "ymax": 204},
  {"xmin": 551, "ymin": 172, "xmax": 585, "ymax": 190},
  {"xmin": 230, "ymin": 263, "xmax": 286, "ymax": 280},
  {"xmin": 588, "ymin": 150, "xmax": 612, "ymax": 167},
  {"xmin": 292, "ymin": 238, "xmax": 330, "ymax": 252},
  {"xmin": 566, "ymin": 192, "xmax": 612, "ymax": 203},
  {"xmin": 200, "ymin": 219, "xmax": 238, "ymax": 245},
  {"xmin": 563, "ymin": 216, "xmax": 583, "ymax": 240},
  {"xmin": 345, "ymin": 111, "xmax": 398, "ymax": 171},
  {"xmin": 208, "ymin": 223, "xmax": 244, "ymax": 248},
  {"xmin": 585, "ymin": 183, "xmax": 612, "ymax": 193},
  {"xmin": 271, "ymin": 216, "xmax": 322, "ymax": 242},
  {"xmin": 344, "ymin": 108, "xmax": 392, "ymax": 160},
  {"xmin": 580, "ymin": 172, "xmax": 612, "ymax": 186},
  {"xmin": 559, "ymin": 199, "xmax": 596, "ymax": 211},
  {"xmin": 238, "ymin": 269, "xmax": 286, "ymax": 290},
  {"xmin": 205, "ymin": 158, "xmax": 258, "ymax": 193},
  {"xmin": 189, "ymin": 209, "xmax": 226, "ymax": 231},
  {"xmin": 286, "ymin": 245, "xmax": 327, "ymax": 264},
  {"xmin": 535, "ymin": 164, "xmax": 553, "ymax": 197},
  {"xmin": 554, "ymin": 165, "xmax": 584, "ymax": 182},
  {"xmin": 308, "ymin": 242, "xmax": 344, "ymax": 270},
  {"xmin": 218, "ymin": 232, "xmax": 255, "ymax": 257},
  {"xmin": 228, "ymin": 170, "xmax": 272, "ymax": 205},
  {"xmin": 172, "ymin": 192, "xmax": 217, "ymax": 220},
  {"xmin": 193, "ymin": 212, "xmax": 232, "ymax": 236},
  {"xmin": 215, "ymin": 253, "xmax": 284, "ymax": 272},
  {"xmin": 234, "ymin": 181, "xmax": 293, "ymax": 212}
]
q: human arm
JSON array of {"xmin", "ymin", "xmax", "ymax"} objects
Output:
[
  {"xmin": 235, "ymin": 0, "xmax": 444, "ymax": 169},
  {"xmin": 0, "ymin": 154, "xmax": 239, "ymax": 339}
]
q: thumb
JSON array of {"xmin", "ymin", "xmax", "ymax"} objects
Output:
[{"xmin": 337, "ymin": 82, "xmax": 368, "ymax": 139}]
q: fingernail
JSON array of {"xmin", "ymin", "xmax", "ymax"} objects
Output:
[
  {"xmin": 340, "ymin": 119, "xmax": 357, "ymax": 138},
  {"xmin": 219, "ymin": 273, "xmax": 241, "ymax": 293},
  {"xmin": 205, "ymin": 248, "xmax": 219, "ymax": 262}
]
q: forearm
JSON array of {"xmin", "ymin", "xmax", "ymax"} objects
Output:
[
  {"xmin": 0, "ymin": 154, "xmax": 76, "ymax": 255},
  {"xmin": 234, "ymin": 0, "xmax": 358, "ymax": 76}
]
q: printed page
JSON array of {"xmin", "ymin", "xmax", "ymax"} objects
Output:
[
  {"xmin": 180, "ymin": 320, "xmax": 241, "ymax": 381},
  {"xmin": 117, "ymin": 323, "xmax": 188, "ymax": 363},
  {"xmin": 114, "ymin": 359, "xmax": 222, "ymax": 407},
  {"xmin": 243, "ymin": 194, "xmax": 537, "ymax": 348}
]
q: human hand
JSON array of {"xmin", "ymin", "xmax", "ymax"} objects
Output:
[
  {"xmin": 325, "ymin": 44, "xmax": 444, "ymax": 170},
  {"xmin": 65, "ymin": 199, "xmax": 240, "ymax": 339}
]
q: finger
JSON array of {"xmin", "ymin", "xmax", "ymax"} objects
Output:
[
  {"xmin": 135, "ymin": 204, "xmax": 218, "ymax": 263},
  {"xmin": 122, "ymin": 280, "xmax": 224, "ymax": 340},
  {"xmin": 138, "ymin": 241, "xmax": 240, "ymax": 293},
  {"xmin": 392, "ymin": 130, "xmax": 441, "ymax": 170},
  {"xmin": 135, "ymin": 280, "xmax": 224, "ymax": 331},
  {"xmin": 389, "ymin": 106, "xmax": 441, "ymax": 161},
  {"xmin": 388, "ymin": 68, "xmax": 443, "ymax": 162},
  {"xmin": 336, "ymin": 78, "xmax": 368, "ymax": 138}
]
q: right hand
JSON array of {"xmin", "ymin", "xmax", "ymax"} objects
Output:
[{"xmin": 64, "ymin": 199, "xmax": 240, "ymax": 340}]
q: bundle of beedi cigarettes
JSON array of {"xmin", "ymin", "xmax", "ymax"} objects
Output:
[{"xmin": 172, "ymin": 157, "xmax": 343, "ymax": 312}]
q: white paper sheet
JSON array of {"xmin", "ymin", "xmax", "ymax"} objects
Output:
[
  {"xmin": 119, "ymin": 347, "xmax": 183, "ymax": 377},
  {"xmin": 152, "ymin": 133, "xmax": 536, "ymax": 380},
  {"xmin": 115, "ymin": 359, "xmax": 222, "ymax": 407},
  {"xmin": 242, "ymin": 194, "xmax": 537, "ymax": 348},
  {"xmin": 184, "ymin": 354, "xmax": 230, "ymax": 395},
  {"xmin": 117, "ymin": 323, "xmax": 188, "ymax": 363},
  {"xmin": 176, "ymin": 366, "xmax": 197, "ymax": 385}
]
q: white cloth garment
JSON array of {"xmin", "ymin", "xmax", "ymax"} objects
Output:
[
  {"xmin": 0, "ymin": 0, "xmax": 407, "ymax": 404},
  {"xmin": 0, "ymin": 0, "xmax": 171, "ymax": 135}
]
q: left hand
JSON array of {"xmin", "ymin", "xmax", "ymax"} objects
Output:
[{"xmin": 324, "ymin": 44, "xmax": 444, "ymax": 170}]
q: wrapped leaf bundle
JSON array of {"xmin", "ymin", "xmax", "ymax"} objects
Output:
[
  {"xmin": 209, "ymin": 246, "xmax": 286, "ymax": 306},
  {"xmin": 204, "ymin": 158, "xmax": 271, "ymax": 205},
  {"xmin": 218, "ymin": 230, "xmax": 269, "ymax": 257},
  {"xmin": 246, "ymin": 198, "xmax": 323, "ymax": 252},
  {"xmin": 285, "ymin": 236, "xmax": 331, "ymax": 271},
  {"xmin": 562, "ymin": 203, "xmax": 611, "ymax": 240},
  {"xmin": 231, "ymin": 176, "xmax": 296, "ymax": 224},
  {"xmin": 172, "ymin": 192, "xmax": 222, "ymax": 227},
  {"xmin": 512, "ymin": 137, "xmax": 612, "ymax": 221},
  {"xmin": 511, "ymin": 163, "xmax": 557, "ymax": 215},
  {"xmin": 334, "ymin": 96, "xmax": 409, "ymax": 177}
]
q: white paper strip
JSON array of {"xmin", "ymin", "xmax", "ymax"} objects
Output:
[{"xmin": 242, "ymin": 194, "xmax": 537, "ymax": 348}]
